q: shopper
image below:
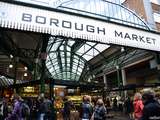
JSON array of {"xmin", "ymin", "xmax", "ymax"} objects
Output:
[
  {"xmin": 92, "ymin": 98, "xmax": 107, "ymax": 120},
  {"xmin": 140, "ymin": 90, "xmax": 160, "ymax": 120},
  {"xmin": 155, "ymin": 93, "xmax": 160, "ymax": 104},
  {"xmin": 124, "ymin": 96, "xmax": 134, "ymax": 120},
  {"xmin": 0, "ymin": 97, "xmax": 8, "ymax": 119},
  {"xmin": 62, "ymin": 97, "xmax": 71, "ymax": 120},
  {"xmin": 5, "ymin": 94, "xmax": 22, "ymax": 120},
  {"xmin": 38, "ymin": 94, "xmax": 45, "ymax": 120},
  {"xmin": 113, "ymin": 97, "xmax": 118, "ymax": 112},
  {"xmin": 133, "ymin": 93, "xmax": 144, "ymax": 120},
  {"xmin": 105, "ymin": 97, "xmax": 111, "ymax": 114},
  {"xmin": 80, "ymin": 95, "xmax": 93, "ymax": 120},
  {"xmin": 43, "ymin": 95, "xmax": 52, "ymax": 120}
]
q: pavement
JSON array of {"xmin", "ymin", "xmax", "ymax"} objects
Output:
[
  {"xmin": 57, "ymin": 111, "xmax": 130, "ymax": 120},
  {"xmin": 107, "ymin": 111, "xmax": 131, "ymax": 120}
]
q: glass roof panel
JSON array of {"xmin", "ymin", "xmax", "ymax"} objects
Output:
[
  {"xmin": 86, "ymin": 42, "xmax": 96, "ymax": 46},
  {"xmin": 50, "ymin": 42, "xmax": 61, "ymax": 51},
  {"xmin": 48, "ymin": 53, "xmax": 57, "ymax": 58},
  {"xmin": 68, "ymin": 40, "xmax": 75, "ymax": 46},
  {"xmin": 77, "ymin": 44, "xmax": 92, "ymax": 56},
  {"xmin": 60, "ymin": 46, "xmax": 64, "ymax": 50},
  {"xmin": 82, "ymin": 54, "xmax": 93, "ymax": 61},
  {"xmin": 78, "ymin": 67, "xmax": 83, "ymax": 73},
  {"xmin": 95, "ymin": 44, "xmax": 110, "ymax": 52},
  {"xmin": 85, "ymin": 48, "xmax": 94, "ymax": 57}
]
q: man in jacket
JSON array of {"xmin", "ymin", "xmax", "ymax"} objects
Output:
[{"xmin": 140, "ymin": 90, "xmax": 160, "ymax": 120}]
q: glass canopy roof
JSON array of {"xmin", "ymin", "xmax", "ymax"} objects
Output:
[
  {"xmin": 46, "ymin": 37, "xmax": 109, "ymax": 81},
  {"xmin": 46, "ymin": 0, "xmax": 149, "ymax": 81}
]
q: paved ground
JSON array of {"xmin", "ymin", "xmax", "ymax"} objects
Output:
[
  {"xmin": 57, "ymin": 111, "xmax": 130, "ymax": 120},
  {"xmin": 107, "ymin": 111, "xmax": 130, "ymax": 120}
]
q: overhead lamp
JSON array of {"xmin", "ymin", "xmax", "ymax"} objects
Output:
[
  {"xmin": 24, "ymin": 67, "xmax": 28, "ymax": 70},
  {"xmin": 10, "ymin": 54, "xmax": 13, "ymax": 58},
  {"xmin": 116, "ymin": 65, "xmax": 119, "ymax": 70},
  {"xmin": 24, "ymin": 73, "xmax": 28, "ymax": 77},
  {"xmin": 121, "ymin": 47, "xmax": 125, "ymax": 52},
  {"xmin": 9, "ymin": 64, "xmax": 13, "ymax": 68}
]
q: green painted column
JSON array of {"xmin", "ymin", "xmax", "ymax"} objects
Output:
[
  {"xmin": 40, "ymin": 34, "xmax": 49, "ymax": 94},
  {"xmin": 14, "ymin": 57, "xmax": 19, "ymax": 93},
  {"xmin": 40, "ymin": 58, "xmax": 46, "ymax": 93},
  {"xmin": 116, "ymin": 65, "xmax": 121, "ymax": 87},
  {"xmin": 121, "ymin": 68, "xmax": 127, "ymax": 98},
  {"xmin": 116, "ymin": 65, "xmax": 123, "ymax": 96},
  {"xmin": 33, "ymin": 58, "xmax": 39, "ymax": 81}
]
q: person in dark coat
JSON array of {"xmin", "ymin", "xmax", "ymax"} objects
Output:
[
  {"xmin": 140, "ymin": 90, "xmax": 160, "ymax": 120},
  {"xmin": 0, "ymin": 97, "xmax": 8, "ymax": 119},
  {"xmin": 62, "ymin": 97, "xmax": 72, "ymax": 120},
  {"xmin": 124, "ymin": 97, "xmax": 134, "ymax": 120},
  {"xmin": 113, "ymin": 97, "xmax": 117, "ymax": 112}
]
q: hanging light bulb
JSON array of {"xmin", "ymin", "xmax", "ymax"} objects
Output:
[
  {"xmin": 24, "ymin": 73, "xmax": 28, "ymax": 77},
  {"xmin": 121, "ymin": 47, "xmax": 125, "ymax": 52},
  {"xmin": 9, "ymin": 64, "xmax": 13, "ymax": 68},
  {"xmin": 24, "ymin": 66, "xmax": 28, "ymax": 70},
  {"xmin": 10, "ymin": 54, "xmax": 13, "ymax": 58}
]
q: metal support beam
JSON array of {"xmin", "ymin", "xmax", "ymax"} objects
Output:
[
  {"xmin": 14, "ymin": 57, "xmax": 19, "ymax": 93},
  {"xmin": 40, "ymin": 34, "xmax": 50, "ymax": 94},
  {"xmin": 71, "ymin": 39, "xmax": 86, "ymax": 53},
  {"xmin": 121, "ymin": 68, "xmax": 127, "ymax": 98}
]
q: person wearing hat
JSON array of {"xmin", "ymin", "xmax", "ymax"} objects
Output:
[{"xmin": 140, "ymin": 90, "xmax": 160, "ymax": 120}]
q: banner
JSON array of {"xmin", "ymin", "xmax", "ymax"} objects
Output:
[{"xmin": 0, "ymin": 1, "xmax": 160, "ymax": 51}]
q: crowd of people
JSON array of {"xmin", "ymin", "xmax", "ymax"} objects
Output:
[
  {"xmin": 124, "ymin": 90, "xmax": 160, "ymax": 120},
  {"xmin": 0, "ymin": 93, "xmax": 54, "ymax": 120},
  {"xmin": 0, "ymin": 89, "xmax": 160, "ymax": 120}
]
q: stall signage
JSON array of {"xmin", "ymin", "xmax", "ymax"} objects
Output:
[{"xmin": 0, "ymin": 1, "xmax": 160, "ymax": 51}]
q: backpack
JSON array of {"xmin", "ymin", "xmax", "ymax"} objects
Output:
[
  {"xmin": 20, "ymin": 102, "xmax": 30, "ymax": 118},
  {"xmin": 44, "ymin": 100, "xmax": 52, "ymax": 114},
  {"xmin": 81, "ymin": 103, "xmax": 93, "ymax": 119}
]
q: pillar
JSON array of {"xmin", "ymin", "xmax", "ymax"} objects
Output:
[
  {"xmin": 14, "ymin": 57, "xmax": 19, "ymax": 93},
  {"xmin": 40, "ymin": 34, "xmax": 49, "ymax": 94},
  {"xmin": 121, "ymin": 69, "xmax": 127, "ymax": 86},
  {"xmin": 103, "ymin": 74, "xmax": 108, "ymax": 89},
  {"xmin": 103, "ymin": 74, "xmax": 107, "ymax": 101},
  {"xmin": 13, "ymin": 57, "xmax": 19, "ymax": 85},
  {"xmin": 34, "ymin": 58, "xmax": 39, "ymax": 81},
  {"xmin": 121, "ymin": 68, "xmax": 127, "ymax": 98},
  {"xmin": 116, "ymin": 65, "xmax": 121, "ymax": 87}
]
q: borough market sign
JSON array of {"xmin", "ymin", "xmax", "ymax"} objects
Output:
[{"xmin": 0, "ymin": 1, "xmax": 160, "ymax": 51}]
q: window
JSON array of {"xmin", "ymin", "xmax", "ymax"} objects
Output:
[{"xmin": 154, "ymin": 12, "xmax": 160, "ymax": 23}]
